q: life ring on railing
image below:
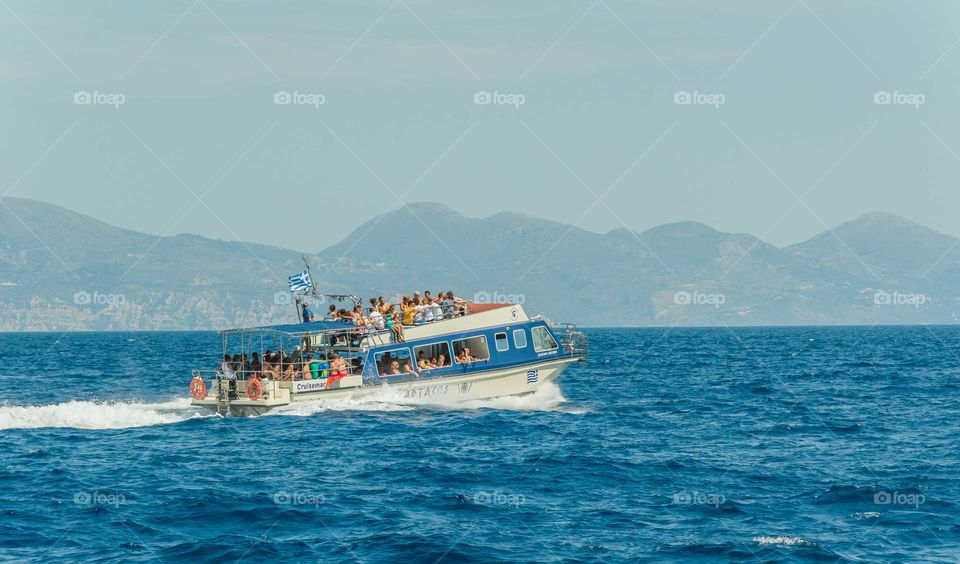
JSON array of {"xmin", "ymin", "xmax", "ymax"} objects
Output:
[
  {"xmin": 246, "ymin": 377, "xmax": 264, "ymax": 401},
  {"xmin": 189, "ymin": 376, "xmax": 207, "ymax": 400}
]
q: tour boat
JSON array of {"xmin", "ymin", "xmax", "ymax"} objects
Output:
[{"xmin": 189, "ymin": 297, "xmax": 588, "ymax": 416}]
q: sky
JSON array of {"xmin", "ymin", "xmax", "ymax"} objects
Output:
[{"xmin": 2, "ymin": 0, "xmax": 960, "ymax": 251}]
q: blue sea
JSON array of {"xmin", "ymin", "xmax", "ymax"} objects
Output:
[{"xmin": 1, "ymin": 327, "xmax": 959, "ymax": 563}]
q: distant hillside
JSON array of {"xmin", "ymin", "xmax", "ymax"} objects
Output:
[{"xmin": 2, "ymin": 197, "xmax": 959, "ymax": 330}]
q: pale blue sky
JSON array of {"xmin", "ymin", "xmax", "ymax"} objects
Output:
[{"xmin": 2, "ymin": 0, "xmax": 959, "ymax": 251}]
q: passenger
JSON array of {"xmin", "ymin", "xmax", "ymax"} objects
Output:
[
  {"xmin": 403, "ymin": 361, "xmax": 419, "ymax": 377},
  {"xmin": 281, "ymin": 361, "xmax": 295, "ymax": 381},
  {"xmin": 368, "ymin": 299, "xmax": 385, "ymax": 331},
  {"xmin": 379, "ymin": 352, "xmax": 393, "ymax": 374},
  {"xmin": 437, "ymin": 354, "xmax": 448, "ymax": 367},
  {"xmin": 377, "ymin": 296, "xmax": 389, "ymax": 314},
  {"xmin": 324, "ymin": 304, "xmax": 338, "ymax": 321},
  {"xmin": 402, "ymin": 299, "xmax": 416, "ymax": 326},
  {"xmin": 416, "ymin": 350, "xmax": 431, "ymax": 368},
  {"xmin": 412, "ymin": 291, "xmax": 422, "ymax": 305},
  {"xmin": 326, "ymin": 354, "xmax": 347, "ymax": 387},
  {"xmin": 221, "ymin": 354, "xmax": 236, "ymax": 379},
  {"xmin": 250, "ymin": 353, "xmax": 261, "ymax": 375},
  {"xmin": 385, "ymin": 305, "xmax": 404, "ymax": 342},
  {"xmin": 422, "ymin": 300, "xmax": 435, "ymax": 323},
  {"xmin": 301, "ymin": 302, "xmax": 314, "ymax": 323},
  {"xmin": 430, "ymin": 298, "xmax": 443, "ymax": 322},
  {"xmin": 441, "ymin": 292, "xmax": 458, "ymax": 318},
  {"xmin": 388, "ymin": 361, "xmax": 401, "ymax": 375}
]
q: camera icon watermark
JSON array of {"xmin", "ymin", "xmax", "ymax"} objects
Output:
[
  {"xmin": 74, "ymin": 490, "xmax": 126, "ymax": 507},
  {"xmin": 473, "ymin": 90, "xmax": 526, "ymax": 108},
  {"xmin": 272, "ymin": 491, "xmax": 325, "ymax": 506},
  {"xmin": 873, "ymin": 90, "xmax": 925, "ymax": 108},
  {"xmin": 474, "ymin": 291, "xmax": 525, "ymax": 305},
  {"xmin": 73, "ymin": 90, "xmax": 126, "ymax": 108},
  {"xmin": 73, "ymin": 290, "xmax": 126, "ymax": 306},
  {"xmin": 274, "ymin": 90, "xmax": 325, "ymax": 108},
  {"xmin": 473, "ymin": 490, "xmax": 525, "ymax": 508},
  {"xmin": 874, "ymin": 490, "xmax": 924, "ymax": 507},
  {"xmin": 274, "ymin": 291, "xmax": 293, "ymax": 306},
  {"xmin": 674, "ymin": 290, "xmax": 725, "ymax": 308},
  {"xmin": 873, "ymin": 289, "xmax": 928, "ymax": 308},
  {"xmin": 674, "ymin": 90, "xmax": 725, "ymax": 108},
  {"xmin": 672, "ymin": 490, "xmax": 725, "ymax": 507}
]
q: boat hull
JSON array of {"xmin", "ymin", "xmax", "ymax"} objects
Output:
[{"xmin": 193, "ymin": 357, "xmax": 576, "ymax": 416}]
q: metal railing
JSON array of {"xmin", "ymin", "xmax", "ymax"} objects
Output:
[{"xmin": 559, "ymin": 328, "xmax": 589, "ymax": 363}]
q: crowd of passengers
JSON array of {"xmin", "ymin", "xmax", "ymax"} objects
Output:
[
  {"xmin": 219, "ymin": 349, "xmax": 355, "ymax": 386},
  {"xmin": 300, "ymin": 290, "xmax": 470, "ymax": 343},
  {"xmin": 216, "ymin": 291, "xmax": 479, "ymax": 386}
]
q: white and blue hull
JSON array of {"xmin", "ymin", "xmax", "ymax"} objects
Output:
[{"xmin": 194, "ymin": 356, "xmax": 577, "ymax": 417}]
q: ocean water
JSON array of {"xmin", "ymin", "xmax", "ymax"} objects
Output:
[{"xmin": 1, "ymin": 327, "xmax": 959, "ymax": 563}]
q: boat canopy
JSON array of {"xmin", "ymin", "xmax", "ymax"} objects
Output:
[{"xmin": 221, "ymin": 320, "xmax": 356, "ymax": 336}]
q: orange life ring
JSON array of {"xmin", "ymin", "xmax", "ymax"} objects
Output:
[
  {"xmin": 246, "ymin": 377, "xmax": 264, "ymax": 401},
  {"xmin": 189, "ymin": 376, "xmax": 207, "ymax": 400}
]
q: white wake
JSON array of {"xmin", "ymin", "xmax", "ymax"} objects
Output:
[{"xmin": 0, "ymin": 398, "xmax": 212, "ymax": 430}]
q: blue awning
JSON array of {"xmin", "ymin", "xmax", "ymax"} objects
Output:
[{"xmin": 223, "ymin": 320, "xmax": 355, "ymax": 335}]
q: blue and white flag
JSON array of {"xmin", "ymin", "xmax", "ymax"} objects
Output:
[
  {"xmin": 287, "ymin": 270, "xmax": 312, "ymax": 293},
  {"xmin": 526, "ymin": 370, "xmax": 539, "ymax": 384}
]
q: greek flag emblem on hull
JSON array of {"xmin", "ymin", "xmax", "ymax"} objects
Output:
[{"xmin": 526, "ymin": 370, "xmax": 538, "ymax": 384}]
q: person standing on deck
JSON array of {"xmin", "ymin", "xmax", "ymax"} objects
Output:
[{"xmin": 301, "ymin": 302, "xmax": 314, "ymax": 323}]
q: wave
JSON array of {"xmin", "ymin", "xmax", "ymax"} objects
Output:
[
  {"xmin": 266, "ymin": 382, "xmax": 584, "ymax": 417},
  {"xmin": 0, "ymin": 398, "xmax": 212, "ymax": 430},
  {"xmin": 753, "ymin": 536, "xmax": 815, "ymax": 547}
]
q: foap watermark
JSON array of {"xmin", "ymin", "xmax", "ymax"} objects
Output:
[
  {"xmin": 74, "ymin": 290, "xmax": 125, "ymax": 306},
  {"xmin": 674, "ymin": 90, "xmax": 725, "ymax": 108},
  {"xmin": 674, "ymin": 290, "xmax": 725, "ymax": 308},
  {"xmin": 274, "ymin": 90, "xmax": 325, "ymax": 108},
  {"xmin": 74, "ymin": 490, "xmax": 126, "ymax": 508},
  {"xmin": 74, "ymin": 90, "xmax": 126, "ymax": 108},
  {"xmin": 673, "ymin": 490, "xmax": 725, "ymax": 508},
  {"xmin": 273, "ymin": 491, "xmax": 326, "ymax": 507},
  {"xmin": 874, "ymin": 490, "xmax": 925, "ymax": 508},
  {"xmin": 473, "ymin": 490, "xmax": 525, "ymax": 508},
  {"xmin": 873, "ymin": 290, "xmax": 928, "ymax": 308},
  {"xmin": 874, "ymin": 90, "xmax": 925, "ymax": 108},
  {"xmin": 474, "ymin": 90, "xmax": 526, "ymax": 108},
  {"xmin": 474, "ymin": 291, "xmax": 525, "ymax": 305}
]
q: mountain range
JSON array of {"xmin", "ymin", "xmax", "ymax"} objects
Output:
[{"xmin": 1, "ymin": 196, "xmax": 958, "ymax": 330}]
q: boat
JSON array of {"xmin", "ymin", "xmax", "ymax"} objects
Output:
[{"xmin": 189, "ymin": 295, "xmax": 588, "ymax": 416}]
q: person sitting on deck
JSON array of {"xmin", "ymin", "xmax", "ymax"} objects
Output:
[
  {"xmin": 436, "ymin": 354, "xmax": 449, "ymax": 368},
  {"xmin": 301, "ymin": 302, "xmax": 314, "ymax": 323},
  {"xmin": 324, "ymin": 304, "xmax": 338, "ymax": 321},
  {"xmin": 326, "ymin": 353, "xmax": 348, "ymax": 387},
  {"xmin": 250, "ymin": 353, "xmax": 261, "ymax": 374},
  {"xmin": 221, "ymin": 354, "xmax": 236, "ymax": 379},
  {"xmin": 368, "ymin": 298, "xmax": 385, "ymax": 329},
  {"xmin": 384, "ymin": 361, "xmax": 401, "ymax": 376},
  {"xmin": 384, "ymin": 305, "xmax": 405, "ymax": 342}
]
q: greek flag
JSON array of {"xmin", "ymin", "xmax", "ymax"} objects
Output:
[
  {"xmin": 526, "ymin": 370, "xmax": 538, "ymax": 384},
  {"xmin": 287, "ymin": 270, "xmax": 312, "ymax": 293}
]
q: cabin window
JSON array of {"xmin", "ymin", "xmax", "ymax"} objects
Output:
[
  {"xmin": 374, "ymin": 348, "xmax": 412, "ymax": 376},
  {"xmin": 513, "ymin": 329, "xmax": 527, "ymax": 349},
  {"xmin": 495, "ymin": 332, "xmax": 509, "ymax": 352},
  {"xmin": 452, "ymin": 335, "xmax": 490, "ymax": 363},
  {"xmin": 531, "ymin": 326, "xmax": 558, "ymax": 352},
  {"xmin": 412, "ymin": 342, "xmax": 452, "ymax": 369}
]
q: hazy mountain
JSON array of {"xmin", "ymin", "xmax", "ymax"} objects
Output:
[{"xmin": 1, "ymin": 197, "xmax": 958, "ymax": 330}]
